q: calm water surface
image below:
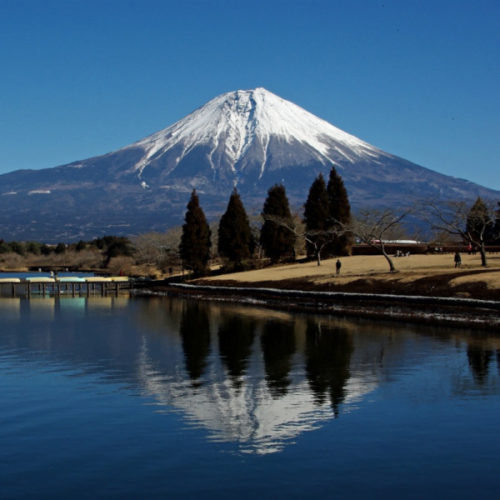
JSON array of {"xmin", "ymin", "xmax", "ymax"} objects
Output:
[{"xmin": 1, "ymin": 295, "xmax": 499, "ymax": 499}]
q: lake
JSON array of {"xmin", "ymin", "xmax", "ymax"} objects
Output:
[{"xmin": 1, "ymin": 295, "xmax": 499, "ymax": 499}]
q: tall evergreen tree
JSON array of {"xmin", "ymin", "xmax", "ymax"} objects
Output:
[
  {"xmin": 218, "ymin": 189, "xmax": 255, "ymax": 268},
  {"xmin": 303, "ymin": 173, "xmax": 330, "ymax": 261},
  {"xmin": 179, "ymin": 190, "xmax": 212, "ymax": 276},
  {"xmin": 326, "ymin": 166, "xmax": 353, "ymax": 256},
  {"xmin": 260, "ymin": 184, "xmax": 296, "ymax": 263},
  {"xmin": 493, "ymin": 202, "xmax": 500, "ymax": 243}
]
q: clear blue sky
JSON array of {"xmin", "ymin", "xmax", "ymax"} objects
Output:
[{"xmin": 0, "ymin": 0, "xmax": 499, "ymax": 190}]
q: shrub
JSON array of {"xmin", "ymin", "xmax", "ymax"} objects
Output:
[
  {"xmin": 55, "ymin": 243, "xmax": 66, "ymax": 255},
  {"xmin": 107, "ymin": 256, "xmax": 135, "ymax": 276},
  {"xmin": 25, "ymin": 242, "xmax": 42, "ymax": 255},
  {"xmin": 8, "ymin": 241, "xmax": 25, "ymax": 256},
  {"xmin": 40, "ymin": 244, "xmax": 53, "ymax": 256}
]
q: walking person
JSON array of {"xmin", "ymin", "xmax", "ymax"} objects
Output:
[
  {"xmin": 454, "ymin": 252, "xmax": 462, "ymax": 268},
  {"xmin": 336, "ymin": 259, "xmax": 342, "ymax": 275}
]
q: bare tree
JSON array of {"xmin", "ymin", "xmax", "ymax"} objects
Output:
[
  {"xmin": 420, "ymin": 197, "xmax": 499, "ymax": 267},
  {"xmin": 263, "ymin": 212, "xmax": 345, "ymax": 266},
  {"xmin": 264, "ymin": 205, "xmax": 414, "ymax": 271},
  {"xmin": 133, "ymin": 228, "xmax": 182, "ymax": 271},
  {"xmin": 342, "ymin": 207, "xmax": 414, "ymax": 272}
]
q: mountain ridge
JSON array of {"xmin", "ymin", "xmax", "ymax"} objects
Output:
[{"xmin": 0, "ymin": 87, "xmax": 498, "ymax": 241}]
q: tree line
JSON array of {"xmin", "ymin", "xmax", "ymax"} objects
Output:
[
  {"xmin": 179, "ymin": 166, "xmax": 353, "ymax": 276},
  {"xmin": 179, "ymin": 165, "xmax": 500, "ymax": 275},
  {"xmin": 2, "ymin": 167, "xmax": 499, "ymax": 274}
]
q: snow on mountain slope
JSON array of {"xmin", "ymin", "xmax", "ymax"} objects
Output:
[
  {"xmin": 122, "ymin": 88, "xmax": 385, "ymax": 183},
  {"xmin": 1, "ymin": 87, "xmax": 499, "ymax": 241}
]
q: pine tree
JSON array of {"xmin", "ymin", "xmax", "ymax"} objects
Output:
[
  {"xmin": 326, "ymin": 166, "xmax": 353, "ymax": 256},
  {"xmin": 179, "ymin": 190, "xmax": 212, "ymax": 276},
  {"xmin": 260, "ymin": 184, "xmax": 295, "ymax": 263},
  {"xmin": 303, "ymin": 173, "xmax": 330, "ymax": 261},
  {"xmin": 218, "ymin": 189, "xmax": 255, "ymax": 269}
]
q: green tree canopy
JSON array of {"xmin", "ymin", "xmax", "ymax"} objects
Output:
[
  {"xmin": 40, "ymin": 244, "xmax": 53, "ymax": 256},
  {"xmin": 75, "ymin": 240, "xmax": 87, "ymax": 252},
  {"xmin": 218, "ymin": 189, "xmax": 254, "ymax": 268},
  {"xmin": 25, "ymin": 242, "xmax": 42, "ymax": 255},
  {"xmin": 9, "ymin": 241, "xmax": 25, "ymax": 256},
  {"xmin": 0, "ymin": 242, "xmax": 11, "ymax": 254},
  {"xmin": 55, "ymin": 242, "xmax": 66, "ymax": 255},
  {"xmin": 494, "ymin": 202, "xmax": 500, "ymax": 242},
  {"xmin": 104, "ymin": 237, "xmax": 133, "ymax": 263},
  {"xmin": 260, "ymin": 184, "xmax": 295, "ymax": 263},
  {"xmin": 179, "ymin": 190, "xmax": 212, "ymax": 276},
  {"xmin": 303, "ymin": 173, "xmax": 330, "ymax": 260},
  {"xmin": 326, "ymin": 166, "xmax": 353, "ymax": 256}
]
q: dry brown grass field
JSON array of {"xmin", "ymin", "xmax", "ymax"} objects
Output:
[{"xmin": 201, "ymin": 253, "xmax": 500, "ymax": 300}]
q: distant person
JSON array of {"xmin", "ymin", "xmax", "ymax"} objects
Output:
[
  {"xmin": 50, "ymin": 271, "xmax": 54, "ymax": 279},
  {"xmin": 119, "ymin": 269, "xmax": 123, "ymax": 276},
  {"xmin": 336, "ymin": 259, "xmax": 342, "ymax": 275},
  {"xmin": 454, "ymin": 252, "xmax": 462, "ymax": 268}
]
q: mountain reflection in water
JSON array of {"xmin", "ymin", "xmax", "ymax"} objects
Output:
[{"xmin": 1, "ymin": 295, "xmax": 500, "ymax": 457}]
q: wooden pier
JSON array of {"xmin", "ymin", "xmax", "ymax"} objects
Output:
[{"xmin": 0, "ymin": 277, "xmax": 133, "ymax": 298}]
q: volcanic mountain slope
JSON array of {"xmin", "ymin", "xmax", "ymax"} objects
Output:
[{"xmin": 0, "ymin": 87, "xmax": 498, "ymax": 241}]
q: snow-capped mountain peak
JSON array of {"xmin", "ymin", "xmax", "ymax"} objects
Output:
[
  {"xmin": 1, "ymin": 87, "xmax": 498, "ymax": 241},
  {"xmin": 125, "ymin": 87, "xmax": 382, "ymax": 181}
]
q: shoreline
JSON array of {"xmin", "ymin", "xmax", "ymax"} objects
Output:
[{"xmin": 136, "ymin": 282, "xmax": 500, "ymax": 332}]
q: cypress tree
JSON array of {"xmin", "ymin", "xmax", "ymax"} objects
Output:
[
  {"xmin": 303, "ymin": 173, "xmax": 330, "ymax": 260},
  {"xmin": 326, "ymin": 166, "xmax": 353, "ymax": 256},
  {"xmin": 260, "ymin": 184, "xmax": 295, "ymax": 263},
  {"xmin": 494, "ymin": 202, "xmax": 500, "ymax": 242},
  {"xmin": 179, "ymin": 190, "xmax": 212, "ymax": 276},
  {"xmin": 218, "ymin": 189, "xmax": 255, "ymax": 268}
]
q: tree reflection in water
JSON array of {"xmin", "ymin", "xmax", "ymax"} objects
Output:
[
  {"xmin": 218, "ymin": 314, "xmax": 256, "ymax": 389},
  {"xmin": 305, "ymin": 320, "xmax": 353, "ymax": 417},
  {"xmin": 179, "ymin": 301, "xmax": 211, "ymax": 387},
  {"xmin": 260, "ymin": 320, "xmax": 296, "ymax": 398},
  {"xmin": 467, "ymin": 344, "xmax": 493, "ymax": 385}
]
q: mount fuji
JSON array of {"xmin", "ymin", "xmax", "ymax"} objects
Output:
[{"xmin": 0, "ymin": 87, "xmax": 498, "ymax": 241}]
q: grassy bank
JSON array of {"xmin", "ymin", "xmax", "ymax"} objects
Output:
[
  {"xmin": 137, "ymin": 253, "xmax": 498, "ymax": 331},
  {"xmin": 196, "ymin": 253, "xmax": 500, "ymax": 301}
]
